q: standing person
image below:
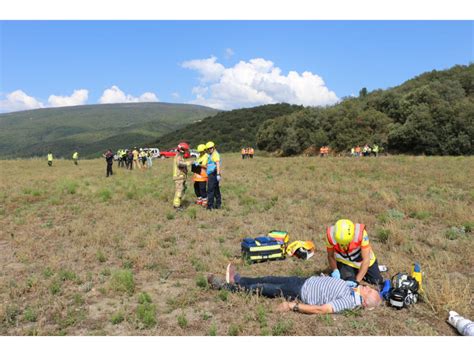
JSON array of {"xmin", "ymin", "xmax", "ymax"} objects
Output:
[
  {"xmin": 121, "ymin": 149, "xmax": 128, "ymax": 168},
  {"xmin": 205, "ymin": 141, "xmax": 221, "ymax": 210},
  {"xmin": 140, "ymin": 149, "xmax": 147, "ymax": 169},
  {"xmin": 72, "ymin": 151, "xmax": 79, "ymax": 165},
  {"xmin": 127, "ymin": 149, "xmax": 133, "ymax": 170},
  {"xmin": 372, "ymin": 144, "xmax": 379, "ymax": 157},
  {"xmin": 192, "ymin": 144, "xmax": 208, "ymax": 207},
  {"xmin": 146, "ymin": 150, "xmax": 153, "ymax": 168},
  {"xmin": 351, "ymin": 147, "xmax": 355, "ymax": 157},
  {"xmin": 47, "ymin": 151, "xmax": 53, "ymax": 166},
  {"xmin": 173, "ymin": 142, "xmax": 193, "ymax": 210},
  {"xmin": 103, "ymin": 149, "xmax": 114, "ymax": 177},
  {"xmin": 241, "ymin": 147, "xmax": 246, "ymax": 160},
  {"xmin": 132, "ymin": 147, "xmax": 140, "ymax": 170},
  {"xmin": 249, "ymin": 147, "xmax": 254, "ymax": 159},
  {"xmin": 326, "ymin": 219, "xmax": 384, "ymax": 287},
  {"xmin": 355, "ymin": 145, "xmax": 361, "ymax": 157}
]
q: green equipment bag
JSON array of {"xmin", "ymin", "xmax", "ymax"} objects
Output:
[{"xmin": 241, "ymin": 236, "xmax": 285, "ymax": 263}]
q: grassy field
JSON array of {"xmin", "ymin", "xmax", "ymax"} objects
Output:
[{"xmin": 0, "ymin": 154, "xmax": 472, "ymax": 336}]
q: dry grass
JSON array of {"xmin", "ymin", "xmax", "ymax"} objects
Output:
[{"xmin": 0, "ymin": 155, "xmax": 472, "ymax": 335}]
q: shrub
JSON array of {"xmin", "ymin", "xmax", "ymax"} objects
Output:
[
  {"xmin": 272, "ymin": 319, "xmax": 293, "ymax": 335},
  {"xmin": 177, "ymin": 313, "xmax": 188, "ymax": 329},
  {"xmin": 138, "ymin": 292, "xmax": 152, "ymax": 304},
  {"xmin": 187, "ymin": 208, "xmax": 197, "ymax": 219},
  {"xmin": 23, "ymin": 307, "xmax": 37, "ymax": 322},
  {"xmin": 376, "ymin": 229, "xmax": 391, "ymax": 244},
  {"xmin": 196, "ymin": 274, "xmax": 208, "ymax": 289},
  {"xmin": 136, "ymin": 303, "xmax": 157, "ymax": 329},
  {"xmin": 228, "ymin": 323, "xmax": 241, "ymax": 336},
  {"xmin": 96, "ymin": 250, "xmax": 107, "ymax": 263},
  {"xmin": 110, "ymin": 311, "xmax": 124, "ymax": 325},
  {"xmin": 110, "ymin": 269, "xmax": 135, "ymax": 295},
  {"xmin": 218, "ymin": 290, "xmax": 229, "ymax": 302},
  {"xmin": 98, "ymin": 188, "xmax": 112, "ymax": 202},
  {"xmin": 208, "ymin": 322, "xmax": 217, "ymax": 336}
]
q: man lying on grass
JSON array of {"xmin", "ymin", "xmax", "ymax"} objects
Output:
[{"xmin": 207, "ymin": 263, "xmax": 382, "ymax": 314}]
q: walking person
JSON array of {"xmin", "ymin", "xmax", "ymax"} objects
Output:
[
  {"xmin": 205, "ymin": 141, "xmax": 221, "ymax": 210},
  {"xmin": 192, "ymin": 144, "xmax": 208, "ymax": 207},
  {"xmin": 47, "ymin": 151, "xmax": 53, "ymax": 167},
  {"xmin": 127, "ymin": 149, "xmax": 133, "ymax": 170},
  {"xmin": 146, "ymin": 150, "xmax": 153, "ymax": 168},
  {"xmin": 103, "ymin": 149, "xmax": 114, "ymax": 177},
  {"xmin": 72, "ymin": 151, "xmax": 79, "ymax": 165}
]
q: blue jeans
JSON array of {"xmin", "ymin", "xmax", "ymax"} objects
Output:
[
  {"xmin": 235, "ymin": 275, "xmax": 307, "ymax": 301},
  {"xmin": 207, "ymin": 172, "xmax": 221, "ymax": 209}
]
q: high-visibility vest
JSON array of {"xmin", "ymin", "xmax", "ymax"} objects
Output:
[
  {"xmin": 326, "ymin": 223, "xmax": 376, "ymax": 268},
  {"xmin": 206, "ymin": 150, "xmax": 220, "ymax": 175},
  {"xmin": 241, "ymin": 149, "xmax": 245, "ymax": 154},
  {"xmin": 73, "ymin": 152, "xmax": 78, "ymax": 159},
  {"xmin": 47, "ymin": 154, "xmax": 53, "ymax": 161},
  {"xmin": 193, "ymin": 154, "xmax": 208, "ymax": 182},
  {"xmin": 250, "ymin": 148, "xmax": 254, "ymax": 154}
]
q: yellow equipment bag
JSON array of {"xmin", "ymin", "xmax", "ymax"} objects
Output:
[{"xmin": 286, "ymin": 241, "xmax": 315, "ymax": 260}]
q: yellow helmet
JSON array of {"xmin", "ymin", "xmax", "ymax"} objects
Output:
[
  {"xmin": 286, "ymin": 240, "xmax": 315, "ymax": 259},
  {"xmin": 205, "ymin": 141, "xmax": 215, "ymax": 149},
  {"xmin": 197, "ymin": 144, "xmax": 206, "ymax": 153},
  {"xmin": 334, "ymin": 219, "xmax": 355, "ymax": 246}
]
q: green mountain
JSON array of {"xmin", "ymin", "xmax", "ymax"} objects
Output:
[
  {"xmin": 0, "ymin": 103, "xmax": 219, "ymax": 158},
  {"xmin": 152, "ymin": 103, "xmax": 304, "ymax": 151},
  {"xmin": 256, "ymin": 64, "xmax": 474, "ymax": 156}
]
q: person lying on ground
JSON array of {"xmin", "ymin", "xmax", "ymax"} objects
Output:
[{"xmin": 207, "ymin": 263, "xmax": 382, "ymax": 314}]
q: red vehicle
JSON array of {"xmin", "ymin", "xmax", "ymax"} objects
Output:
[{"xmin": 159, "ymin": 148, "xmax": 178, "ymax": 159}]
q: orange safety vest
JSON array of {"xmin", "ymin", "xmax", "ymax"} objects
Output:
[
  {"xmin": 250, "ymin": 148, "xmax": 254, "ymax": 155},
  {"xmin": 193, "ymin": 156, "xmax": 208, "ymax": 182},
  {"xmin": 326, "ymin": 223, "xmax": 376, "ymax": 268},
  {"xmin": 241, "ymin": 148, "xmax": 245, "ymax": 154},
  {"xmin": 355, "ymin": 146, "xmax": 361, "ymax": 153}
]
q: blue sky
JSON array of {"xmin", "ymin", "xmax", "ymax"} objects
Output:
[{"xmin": 0, "ymin": 21, "xmax": 472, "ymax": 112}]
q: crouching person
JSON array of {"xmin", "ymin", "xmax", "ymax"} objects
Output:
[{"xmin": 208, "ymin": 263, "xmax": 382, "ymax": 314}]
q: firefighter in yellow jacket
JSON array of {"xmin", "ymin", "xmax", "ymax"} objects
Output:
[
  {"xmin": 173, "ymin": 142, "xmax": 193, "ymax": 210},
  {"xmin": 326, "ymin": 219, "xmax": 383, "ymax": 287}
]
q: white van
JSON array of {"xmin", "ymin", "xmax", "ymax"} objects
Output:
[{"xmin": 143, "ymin": 148, "xmax": 160, "ymax": 159}]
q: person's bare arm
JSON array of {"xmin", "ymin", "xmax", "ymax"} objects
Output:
[
  {"xmin": 277, "ymin": 301, "xmax": 333, "ymax": 314},
  {"xmin": 356, "ymin": 247, "xmax": 371, "ymax": 283},
  {"xmin": 327, "ymin": 248, "xmax": 337, "ymax": 271}
]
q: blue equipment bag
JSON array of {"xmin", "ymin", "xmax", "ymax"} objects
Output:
[{"xmin": 241, "ymin": 236, "xmax": 285, "ymax": 263}]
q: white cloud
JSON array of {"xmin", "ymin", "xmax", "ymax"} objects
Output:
[
  {"xmin": 0, "ymin": 90, "xmax": 44, "ymax": 112},
  {"xmin": 182, "ymin": 56, "xmax": 225, "ymax": 83},
  {"xmin": 182, "ymin": 56, "xmax": 339, "ymax": 110},
  {"xmin": 98, "ymin": 85, "xmax": 159, "ymax": 104},
  {"xmin": 225, "ymin": 48, "xmax": 235, "ymax": 59},
  {"xmin": 48, "ymin": 89, "xmax": 89, "ymax": 107},
  {"xmin": 171, "ymin": 92, "xmax": 180, "ymax": 99}
]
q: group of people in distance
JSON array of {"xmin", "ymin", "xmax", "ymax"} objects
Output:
[
  {"xmin": 319, "ymin": 146, "xmax": 330, "ymax": 157},
  {"xmin": 173, "ymin": 141, "xmax": 221, "ymax": 211},
  {"xmin": 351, "ymin": 143, "xmax": 380, "ymax": 157},
  {"xmin": 208, "ymin": 219, "xmax": 385, "ymax": 315},
  {"xmin": 116, "ymin": 148, "xmax": 152, "ymax": 170},
  {"xmin": 241, "ymin": 147, "xmax": 254, "ymax": 159}
]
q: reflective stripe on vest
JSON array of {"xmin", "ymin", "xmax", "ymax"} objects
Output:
[{"xmin": 327, "ymin": 223, "xmax": 372, "ymax": 268}]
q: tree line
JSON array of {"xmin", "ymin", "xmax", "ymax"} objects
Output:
[{"xmin": 256, "ymin": 64, "xmax": 474, "ymax": 156}]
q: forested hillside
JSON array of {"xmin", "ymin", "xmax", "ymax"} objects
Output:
[
  {"xmin": 153, "ymin": 104, "xmax": 304, "ymax": 151},
  {"xmin": 0, "ymin": 103, "xmax": 218, "ymax": 158},
  {"xmin": 256, "ymin": 64, "xmax": 473, "ymax": 156}
]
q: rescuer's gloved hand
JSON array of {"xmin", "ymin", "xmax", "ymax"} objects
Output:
[
  {"xmin": 217, "ymin": 174, "xmax": 221, "ymax": 182},
  {"xmin": 345, "ymin": 280, "xmax": 358, "ymax": 288},
  {"xmin": 331, "ymin": 269, "xmax": 341, "ymax": 279}
]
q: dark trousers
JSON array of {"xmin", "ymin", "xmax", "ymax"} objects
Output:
[
  {"xmin": 48, "ymin": 161, "xmax": 52, "ymax": 166},
  {"xmin": 127, "ymin": 159, "xmax": 133, "ymax": 170},
  {"xmin": 207, "ymin": 172, "xmax": 221, "ymax": 209},
  {"xmin": 236, "ymin": 275, "xmax": 307, "ymax": 301},
  {"xmin": 194, "ymin": 181, "xmax": 207, "ymax": 198},
  {"xmin": 106, "ymin": 163, "xmax": 113, "ymax": 177},
  {"xmin": 337, "ymin": 260, "xmax": 383, "ymax": 286}
]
